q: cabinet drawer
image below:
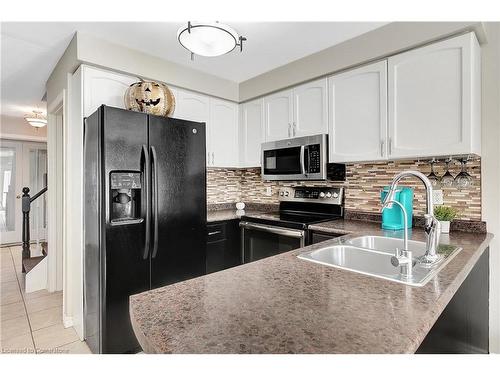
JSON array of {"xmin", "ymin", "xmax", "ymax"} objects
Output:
[{"xmin": 207, "ymin": 222, "xmax": 227, "ymax": 243}]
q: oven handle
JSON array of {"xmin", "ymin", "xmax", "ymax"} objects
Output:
[
  {"xmin": 300, "ymin": 145, "xmax": 306, "ymax": 175},
  {"xmin": 239, "ymin": 221, "xmax": 305, "ymax": 238}
]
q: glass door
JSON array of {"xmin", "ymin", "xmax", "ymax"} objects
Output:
[
  {"xmin": 0, "ymin": 140, "xmax": 47, "ymax": 245},
  {"xmin": 23, "ymin": 143, "xmax": 48, "ymax": 250},
  {"xmin": 0, "ymin": 141, "xmax": 23, "ymax": 244}
]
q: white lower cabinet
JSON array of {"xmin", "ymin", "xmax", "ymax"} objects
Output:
[
  {"xmin": 388, "ymin": 32, "xmax": 481, "ymax": 159},
  {"xmin": 239, "ymin": 99, "xmax": 264, "ymax": 167},
  {"xmin": 328, "ymin": 61, "xmax": 388, "ymax": 163}
]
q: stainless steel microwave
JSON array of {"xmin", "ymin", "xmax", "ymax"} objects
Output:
[{"xmin": 261, "ymin": 134, "xmax": 328, "ymax": 181}]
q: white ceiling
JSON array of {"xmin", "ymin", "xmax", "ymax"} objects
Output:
[{"xmin": 1, "ymin": 22, "xmax": 386, "ymax": 118}]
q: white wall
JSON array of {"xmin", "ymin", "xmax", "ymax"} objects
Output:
[
  {"xmin": 0, "ymin": 114, "xmax": 47, "ymax": 141},
  {"xmin": 481, "ymin": 22, "xmax": 500, "ymax": 354}
]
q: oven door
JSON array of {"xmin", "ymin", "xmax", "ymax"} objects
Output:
[{"xmin": 239, "ymin": 221, "xmax": 305, "ymax": 264}]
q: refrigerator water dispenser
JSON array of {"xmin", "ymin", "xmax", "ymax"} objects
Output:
[{"xmin": 110, "ymin": 172, "xmax": 142, "ymax": 224}]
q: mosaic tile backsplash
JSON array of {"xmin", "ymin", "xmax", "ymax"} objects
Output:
[{"xmin": 207, "ymin": 158, "xmax": 482, "ymax": 221}]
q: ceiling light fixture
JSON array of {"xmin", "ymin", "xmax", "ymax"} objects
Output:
[
  {"xmin": 24, "ymin": 110, "xmax": 47, "ymax": 128},
  {"xmin": 177, "ymin": 21, "xmax": 246, "ymax": 60}
]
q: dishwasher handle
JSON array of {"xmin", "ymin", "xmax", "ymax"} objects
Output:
[{"xmin": 239, "ymin": 221, "xmax": 305, "ymax": 238}]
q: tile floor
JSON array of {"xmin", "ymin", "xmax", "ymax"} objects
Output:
[{"xmin": 1, "ymin": 245, "xmax": 91, "ymax": 354}]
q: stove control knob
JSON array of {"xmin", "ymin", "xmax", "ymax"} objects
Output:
[
  {"xmin": 280, "ymin": 191, "xmax": 284, "ymax": 196},
  {"xmin": 326, "ymin": 192, "xmax": 332, "ymax": 198},
  {"xmin": 332, "ymin": 192, "xmax": 339, "ymax": 198},
  {"xmin": 319, "ymin": 192, "xmax": 326, "ymax": 198},
  {"xmin": 284, "ymin": 191, "xmax": 289, "ymax": 197}
]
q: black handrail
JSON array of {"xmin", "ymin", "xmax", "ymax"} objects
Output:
[{"xmin": 21, "ymin": 185, "xmax": 48, "ymax": 272}]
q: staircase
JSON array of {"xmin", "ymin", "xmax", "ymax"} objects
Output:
[{"xmin": 20, "ymin": 186, "xmax": 49, "ymax": 293}]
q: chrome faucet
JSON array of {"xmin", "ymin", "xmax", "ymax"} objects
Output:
[
  {"xmin": 381, "ymin": 199, "xmax": 412, "ymax": 279},
  {"xmin": 382, "ymin": 170, "xmax": 442, "ymax": 265}
]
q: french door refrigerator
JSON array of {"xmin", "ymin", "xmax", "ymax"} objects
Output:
[{"xmin": 84, "ymin": 105, "xmax": 206, "ymax": 354}]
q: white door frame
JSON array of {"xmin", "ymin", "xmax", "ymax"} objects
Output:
[{"xmin": 47, "ymin": 91, "xmax": 65, "ymax": 294}]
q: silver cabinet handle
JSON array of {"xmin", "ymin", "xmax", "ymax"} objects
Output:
[
  {"xmin": 211, "ymin": 152, "xmax": 215, "ymax": 165},
  {"xmin": 288, "ymin": 123, "xmax": 291, "ymax": 138},
  {"xmin": 208, "ymin": 231, "xmax": 222, "ymax": 236},
  {"xmin": 388, "ymin": 138, "xmax": 392, "ymax": 155},
  {"xmin": 207, "ymin": 152, "xmax": 210, "ymax": 165},
  {"xmin": 380, "ymin": 140, "xmax": 385, "ymax": 157},
  {"xmin": 293, "ymin": 122, "xmax": 297, "ymax": 137}
]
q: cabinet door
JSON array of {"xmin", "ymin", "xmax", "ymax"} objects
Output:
[
  {"xmin": 210, "ymin": 98, "xmax": 239, "ymax": 167},
  {"xmin": 293, "ymin": 78, "xmax": 328, "ymax": 137},
  {"xmin": 174, "ymin": 90, "xmax": 211, "ymax": 165},
  {"xmin": 82, "ymin": 66, "xmax": 138, "ymax": 117},
  {"xmin": 239, "ymin": 99, "xmax": 264, "ymax": 167},
  {"xmin": 264, "ymin": 90, "xmax": 293, "ymax": 141},
  {"xmin": 328, "ymin": 61, "xmax": 388, "ymax": 162},
  {"xmin": 388, "ymin": 33, "xmax": 479, "ymax": 159}
]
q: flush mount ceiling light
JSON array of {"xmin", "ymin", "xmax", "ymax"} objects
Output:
[
  {"xmin": 177, "ymin": 21, "xmax": 246, "ymax": 59},
  {"xmin": 24, "ymin": 110, "xmax": 47, "ymax": 128}
]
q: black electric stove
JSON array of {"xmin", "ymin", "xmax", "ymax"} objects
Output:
[
  {"xmin": 239, "ymin": 187, "xmax": 344, "ymax": 263},
  {"xmin": 241, "ymin": 187, "xmax": 344, "ymax": 230}
]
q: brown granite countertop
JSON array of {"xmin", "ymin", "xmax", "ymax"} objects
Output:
[
  {"xmin": 207, "ymin": 203, "xmax": 278, "ymax": 223},
  {"xmin": 130, "ymin": 219, "xmax": 493, "ymax": 354}
]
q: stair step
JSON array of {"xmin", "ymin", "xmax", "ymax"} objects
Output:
[
  {"xmin": 22, "ymin": 255, "xmax": 46, "ymax": 273},
  {"xmin": 41, "ymin": 242, "xmax": 48, "ymax": 256}
]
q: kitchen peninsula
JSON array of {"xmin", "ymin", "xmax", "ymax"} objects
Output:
[{"xmin": 129, "ymin": 220, "xmax": 492, "ymax": 354}]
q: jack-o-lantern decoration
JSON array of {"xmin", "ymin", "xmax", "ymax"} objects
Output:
[{"xmin": 124, "ymin": 80, "xmax": 176, "ymax": 117}]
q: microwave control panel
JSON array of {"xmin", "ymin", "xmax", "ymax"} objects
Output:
[{"xmin": 307, "ymin": 144, "xmax": 321, "ymax": 173}]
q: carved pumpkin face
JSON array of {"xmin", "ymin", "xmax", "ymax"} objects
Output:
[{"xmin": 125, "ymin": 80, "xmax": 176, "ymax": 117}]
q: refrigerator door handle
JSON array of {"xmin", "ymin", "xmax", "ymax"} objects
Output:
[
  {"xmin": 151, "ymin": 146, "xmax": 159, "ymax": 259},
  {"xmin": 142, "ymin": 145, "xmax": 151, "ymax": 260}
]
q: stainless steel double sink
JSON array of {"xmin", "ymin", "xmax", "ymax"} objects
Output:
[{"xmin": 298, "ymin": 235, "xmax": 461, "ymax": 287}]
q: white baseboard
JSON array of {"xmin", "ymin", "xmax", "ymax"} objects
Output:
[{"xmin": 63, "ymin": 315, "xmax": 74, "ymax": 328}]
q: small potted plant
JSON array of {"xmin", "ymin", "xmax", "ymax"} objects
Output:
[{"xmin": 434, "ymin": 205, "xmax": 458, "ymax": 234}]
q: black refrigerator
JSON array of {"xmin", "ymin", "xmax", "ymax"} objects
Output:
[{"xmin": 84, "ymin": 105, "xmax": 206, "ymax": 354}]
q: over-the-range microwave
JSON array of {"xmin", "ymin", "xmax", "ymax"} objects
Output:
[{"xmin": 261, "ymin": 134, "xmax": 345, "ymax": 181}]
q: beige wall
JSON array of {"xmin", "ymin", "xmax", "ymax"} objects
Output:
[
  {"xmin": 239, "ymin": 22, "xmax": 486, "ymax": 102},
  {"xmin": 46, "ymin": 34, "xmax": 78, "ymax": 107},
  {"xmin": 480, "ymin": 22, "xmax": 500, "ymax": 354},
  {"xmin": 76, "ymin": 32, "xmax": 239, "ymax": 102},
  {"xmin": 0, "ymin": 114, "xmax": 47, "ymax": 140}
]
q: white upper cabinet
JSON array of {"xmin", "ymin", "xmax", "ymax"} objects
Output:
[
  {"xmin": 264, "ymin": 90, "xmax": 293, "ymax": 141},
  {"xmin": 82, "ymin": 66, "xmax": 138, "ymax": 117},
  {"xmin": 328, "ymin": 61, "xmax": 388, "ymax": 163},
  {"xmin": 239, "ymin": 99, "xmax": 264, "ymax": 167},
  {"xmin": 264, "ymin": 79, "xmax": 328, "ymax": 142},
  {"xmin": 210, "ymin": 98, "xmax": 239, "ymax": 167},
  {"xmin": 173, "ymin": 89, "xmax": 211, "ymax": 165},
  {"xmin": 388, "ymin": 32, "xmax": 481, "ymax": 159},
  {"xmin": 293, "ymin": 78, "xmax": 328, "ymax": 137},
  {"xmin": 173, "ymin": 89, "xmax": 210, "ymax": 123}
]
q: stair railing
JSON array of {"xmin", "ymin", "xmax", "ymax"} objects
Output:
[{"xmin": 21, "ymin": 185, "xmax": 48, "ymax": 273}]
